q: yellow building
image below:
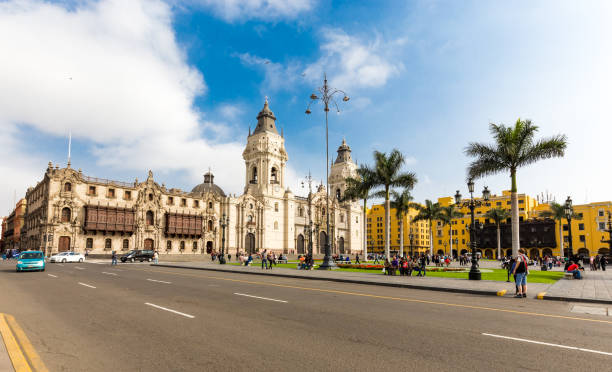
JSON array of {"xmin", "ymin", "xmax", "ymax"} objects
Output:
[
  {"xmin": 431, "ymin": 189, "xmax": 612, "ymax": 259},
  {"xmin": 366, "ymin": 204, "xmax": 430, "ymax": 255}
]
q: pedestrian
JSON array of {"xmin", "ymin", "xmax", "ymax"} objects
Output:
[
  {"xmin": 384, "ymin": 259, "xmax": 391, "ymax": 276},
  {"xmin": 261, "ymin": 249, "xmax": 268, "ymax": 270},
  {"xmin": 111, "ymin": 251, "xmax": 117, "ymax": 266},
  {"xmin": 373, "ymin": 254, "xmax": 380, "ymax": 264},
  {"xmin": 418, "ymin": 254, "xmax": 427, "ymax": 277},
  {"xmin": 513, "ymin": 248, "xmax": 529, "ymax": 298},
  {"xmin": 153, "ymin": 250, "xmax": 159, "ymax": 264},
  {"xmin": 601, "ymin": 255, "xmax": 607, "ymax": 271},
  {"xmin": 355, "ymin": 253, "xmax": 360, "ymax": 264},
  {"xmin": 506, "ymin": 256, "xmax": 515, "ymax": 282}
]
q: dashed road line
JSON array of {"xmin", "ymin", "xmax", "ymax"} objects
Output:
[
  {"xmin": 47, "ymin": 274, "xmax": 58, "ymax": 278},
  {"xmin": 102, "ymin": 272, "xmax": 118, "ymax": 276},
  {"xmin": 75, "ymin": 266, "xmax": 85, "ymax": 270},
  {"xmin": 482, "ymin": 333, "xmax": 612, "ymax": 356},
  {"xmin": 234, "ymin": 293, "xmax": 288, "ymax": 303},
  {"xmin": 147, "ymin": 279, "xmax": 171, "ymax": 284},
  {"xmin": 78, "ymin": 282, "xmax": 96, "ymax": 289},
  {"xmin": 144, "ymin": 303, "xmax": 194, "ymax": 318}
]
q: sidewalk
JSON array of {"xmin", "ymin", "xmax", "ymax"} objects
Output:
[
  {"xmin": 153, "ymin": 261, "xmax": 551, "ymax": 298},
  {"xmin": 542, "ymin": 269, "xmax": 612, "ymax": 305}
]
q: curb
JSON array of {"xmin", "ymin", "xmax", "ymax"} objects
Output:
[
  {"xmin": 540, "ymin": 295, "xmax": 612, "ymax": 306},
  {"xmin": 153, "ymin": 264, "xmax": 510, "ymax": 298},
  {"xmin": 0, "ymin": 313, "xmax": 48, "ymax": 372}
]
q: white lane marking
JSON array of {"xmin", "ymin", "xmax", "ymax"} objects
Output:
[
  {"xmin": 233, "ymin": 293, "xmax": 288, "ymax": 303},
  {"xmin": 144, "ymin": 303, "xmax": 194, "ymax": 318},
  {"xmin": 147, "ymin": 279, "xmax": 172, "ymax": 284},
  {"xmin": 78, "ymin": 282, "xmax": 96, "ymax": 289},
  {"xmin": 57, "ymin": 264, "xmax": 64, "ymax": 266},
  {"xmin": 482, "ymin": 333, "xmax": 612, "ymax": 356},
  {"xmin": 47, "ymin": 274, "xmax": 58, "ymax": 278},
  {"xmin": 102, "ymin": 272, "xmax": 118, "ymax": 276},
  {"xmin": 75, "ymin": 266, "xmax": 85, "ymax": 270}
]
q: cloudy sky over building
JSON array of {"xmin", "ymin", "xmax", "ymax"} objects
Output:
[{"xmin": 1, "ymin": 0, "xmax": 610, "ymax": 214}]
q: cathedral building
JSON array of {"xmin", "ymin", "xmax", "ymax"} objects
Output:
[{"xmin": 22, "ymin": 101, "xmax": 363, "ymax": 256}]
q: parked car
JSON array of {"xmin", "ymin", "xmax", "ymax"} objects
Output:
[
  {"xmin": 121, "ymin": 250, "xmax": 154, "ymax": 263},
  {"xmin": 49, "ymin": 252, "xmax": 85, "ymax": 263},
  {"xmin": 16, "ymin": 251, "xmax": 45, "ymax": 272}
]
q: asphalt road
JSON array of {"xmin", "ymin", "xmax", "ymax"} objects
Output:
[{"xmin": 0, "ymin": 260, "xmax": 611, "ymax": 372}]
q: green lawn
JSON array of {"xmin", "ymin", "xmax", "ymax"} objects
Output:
[{"xmin": 228, "ymin": 261, "xmax": 563, "ymax": 283}]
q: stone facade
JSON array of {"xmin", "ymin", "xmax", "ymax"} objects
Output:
[{"xmin": 22, "ymin": 101, "xmax": 363, "ymax": 256}]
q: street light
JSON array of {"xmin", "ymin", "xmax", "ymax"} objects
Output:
[
  {"xmin": 564, "ymin": 196, "xmax": 574, "ymax": 258},
  {"xmin": 455, "ymin": 179, "xmax": 490, "ymax": 280},
  {"xmin": 306, "ymin": 73, "xmax": 349, "ymax": 269},
  {"xmin": 218, "ymin": 213, "xmax": 228, "ymax": 264}
]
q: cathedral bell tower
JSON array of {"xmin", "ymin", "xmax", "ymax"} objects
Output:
[
  {"xmin": 242, "ymin": 99, "xmax": 288, "ymax": 197},
  {"xmin": 329, "ymin": 138, "xmax": 358, "ymax": 202}
]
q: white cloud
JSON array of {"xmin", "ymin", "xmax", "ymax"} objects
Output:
[
  {"xmin": 183, "ymin": 0, "xmax": 315, "ymax": 22},
  {"xmin": 0, "ymin": 0, "xmax": 244, "ymax": 212},
  {"xmin": 237, "ymin": 52, "xmax": 303, "ymax": 94},
  {"xmin": 304, "ymin": 28, "xmax": 403, "ymax": 91}
]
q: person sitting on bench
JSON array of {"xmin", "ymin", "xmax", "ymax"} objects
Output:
[{"xmin": 566, "ymin": 261, "xmax": 582, "ymax": 279}]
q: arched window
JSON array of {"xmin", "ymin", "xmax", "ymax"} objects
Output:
[
  {"xmin": 193, "ymin": 241, "xmax": 198, "ymax": 250},
  {"xmin": 123, "ymin": 239, "xmax": 129, "ymax": 250},
  {"xmin": 105, "ymin": 238, "xmax": 111, "ymax": 250},
  {"xmin": 251, "ymin": 167, "xmax": 258, "ymax": 183},
  {"xmin": 166, "ymin": 241, "xmax": 172, "ymax": 251},
  {"xmin": 64, "ymin": 182, "xmax": 72, "ymax": 192},
  {"xmin": 271, "ymin": 167, "xmax": 278, "ymax": 183},
  {"xmin": 208, "ymin": 220, "xmax": 213, "ymax": 231},
  {"xmin": 208, "ymin": 201, "xmax": 213, "ymax": 209},
  {"xmin": 322, "ymin": 208, "xmax": 325, "ymax": 216},
  {"xmin": 274, "ymin": 203, "xmax": 279, "ymax": 212},
  {"xmin": 146, "ymin": 211, "xmax": 154, "ymax": 226},
  {"xmin": 86, "ymin": 238, "xmax": 93, "ymax": 249},
  {"xmin": 248, "ymin": 215, "xmax": 253, "ymax": 223},
  {"xmin": 148, "ymin": 193, "xmax": 153, "ymax": 201},
  {"xmin": 61, "ymin": 207, "xmax": 71, "ymax": 223},
  {"xmin": 336, "ymin": 188, "xmax": 341, "ymax": 201},
  {"xmin": 180, "ymin": 241, "xmax": 185, "ymax": 250}
]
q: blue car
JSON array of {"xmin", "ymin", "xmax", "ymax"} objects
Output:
[{"xmin": 16, "ymin": 251, "xmax": 46, "ymax": 272}]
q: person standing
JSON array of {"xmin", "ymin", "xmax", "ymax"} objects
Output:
[
  {"xmin": 513, "ymin": 248, "xmax": 529, "ymax": 298},
  {"xmin": 261, "ymin": 249, "xmax": 268, "ymax": 270},
  {"xmin": 373, "ymin": 254, "xmax": 380, "ymax": 264},
  {"xmin": 601, "ymin": 255, "xmax": 607, "ymax": 271},
  {"xmin": 355, "ymin": 253, "xmax": 360, "ymax": 264},
  {"xmin": 153, "ymin": 251, "xmax": 159, "ymax": 264},
  {"xmin": 111, "ymin": 251, "xmax": 117, "ymax": 266}
]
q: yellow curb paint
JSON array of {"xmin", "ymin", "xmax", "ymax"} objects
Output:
[
  {"xmin": 537, "ymin": 292, "xmax": 546, "ymax": 300},
  {"xmin": 497, "ymin": 290, "xmax": 507, "ymax": 296},
  {"xmin": 0, "ymin": 313, "xmax": 32, "ymax": 372},
  {"xmin": 144, "ymin": 266, "xmax": 612, "ymax": 325},
  {"xmin": 5, "ymin": 315, "xmax": 49, "ymax": 372}
]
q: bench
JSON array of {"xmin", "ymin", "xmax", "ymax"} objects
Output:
[
  {"xmin": 564, "ymin": 272, "xmax": 574, "ymax": 279},
  {"xmin": 276, "ymin": 259, "xmax": 288, "ymax": 264}
]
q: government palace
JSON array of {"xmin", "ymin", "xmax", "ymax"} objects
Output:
[{"xmin": 16, "ymin": 101, "xmax": 364, "ymax": 256}]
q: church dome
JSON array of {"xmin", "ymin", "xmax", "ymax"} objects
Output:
[{"xmin": 191, "ymin": 172, "xmax": 226, "ymax": 197}]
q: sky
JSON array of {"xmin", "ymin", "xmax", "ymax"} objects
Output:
[{"xmin": 1, "ymin": 0, "xmax": 611, "ymax": 215}]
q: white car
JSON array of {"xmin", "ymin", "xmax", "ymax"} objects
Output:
[{"xmin": 49, "ymin": 252, "xmax": 85, "ymax": 263}]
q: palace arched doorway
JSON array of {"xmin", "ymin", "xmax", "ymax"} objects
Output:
[
  {"xmin": 246, "ymin": 233, "xmax": 256, "ymax": 254},
  {"xmin": 58, "ymin": 236, "xmax": 70, "ymax": 252},
  {"xmin": 144, "ymin": 239, "xmax": 154, "ymax": 250},
  {"xmin": 338, "ymin": 237, "xmax": 345, "ymax": 254},
  {"xmin": 297, "ymin": 234, "xmax": 305, "ymax": 254},
  {"xmin": 206, "ymin": 241, "xmax": 213, "ymax": 254}
]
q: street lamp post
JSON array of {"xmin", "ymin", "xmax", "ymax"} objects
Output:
[
  {"xmin": 218, "ymin": 213, "xmax": 228, "ymax": 264},
  {"xmin": 564, "ymin": 196, "xmax": 574, "ymax": 259},
  {"xmin": 306, "ymin": 73, "xmax": 349, "ymax": 269},
  {"xmin": 455, "ymin": 179, "xmax": 490, "ymax": 280}
]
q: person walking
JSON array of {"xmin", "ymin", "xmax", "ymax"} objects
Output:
[
  {"xmin": 153, "ymin": 251, "xmax": 159, "ymax": 264},
  {"xmin": 111, "ymin": 251, "xmax": 117, "ymax": 266},
  {"xmin": 355, "ymin": 253, "xmax": 360, "ymax": 264},
  {"xmin": 261, "ymin": 249, "xmax": 268, "ymax": 270},
  {"xmin": 513, "ymin": 248, "xmax": 529, "ymax": 298},
  {"xmin": 601, "ymin": 255, "xmax": 607, "ymax": 271},
  {"xmin": 373, "ymin": 254, "xmax": 380, "ymax": 264}
]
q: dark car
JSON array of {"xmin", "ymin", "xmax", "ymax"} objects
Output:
[{"xmin": 120, "ymin": 250, "xmax": 154, "ymax": 263}]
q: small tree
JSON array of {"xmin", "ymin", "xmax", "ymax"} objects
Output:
[
  {"xmin": 484, "ymin": 208, "xmax": 511, "ymax": 259},
  {"xmin": 391, "ymin": 189, "xmax": 418, "ymax": 257},
  {"xmin": 439, "ymin": 204, "xmax": 463, "ymax": 258},
  {"xmin": 413, "ymin": 200, "xmax": 442, "ymax": 256}
]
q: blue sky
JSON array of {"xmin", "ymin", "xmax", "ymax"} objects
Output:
[{"xmin": 1, "ymin": 0, "xmax": 611, "ymax": 214}]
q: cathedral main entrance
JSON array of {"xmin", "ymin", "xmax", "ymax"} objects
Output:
[
  {"xmin": 206, "ymin": 241, "xmax": 213, "ymax": 254},
  {"xmin": 58, "ymin": 236, "xmax": 70, "ymax": 252},
  {"xmin": 318, "ymin": 231, "xmax": 327, "ymax": 255},
  {"xmin": 297, "ymin": 234, "xmax": 305, "ymax": 254},
  {"xmin": 246, "ymin": 233, "xmax": 256, "ymax": 254}
]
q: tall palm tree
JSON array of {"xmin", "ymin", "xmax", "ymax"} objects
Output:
[
  {"xmin": 390, "ymin": 189, "xmax": 418, "ymax": 257},
  {"xmin": 540, "ymin": 202, "xmax": 582, "ymax": 258},
  {"xmin": 439, "ymin": 204, "xmax": 463, "ymax": 258},
  {"xmin": 371, "ymin": 149, "xmax": 418, "ymax": 259},
  {"xmin": 484, "ymin": 207, "xmax": 511, "ymax": 259},
  {"xmin": 342, "ymin": 165, "xmax": 376, "ymax": 260},
  {"xmin": 413, "ymin": 199, "xmax": 442, "ymax": 256},
  {"xmin": 465, "ymin": 119, "xmax": 567, "ymax": 257}
]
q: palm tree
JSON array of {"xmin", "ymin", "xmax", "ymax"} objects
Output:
[
  {"xmin": 342, "ymin": 165, "xmax": 376, "ymax": 260},
  {"xmin": 484, "ymin": 207, "xmax": 511, "ymax": 259},
  {"xmin": 391, "ymin": 189, "xmax": 418, "ymax": 257},
  {"xmin": 413, "ymin": 199, "xmax": 442, "ymax": 256},
  {"xmin": 371, "ymin": 149, "xmax": 418, "ymax": 259},
  {"xmin": 465, "ymin": 119, "xmax": 567, "ymax": 257},
  {"xmin": 439, "ymin": 204, "xmax": 463, "ymax": 258},
  {"xmin": 540, "ymin": 202, "xmax": 582, "ymax": 258}
]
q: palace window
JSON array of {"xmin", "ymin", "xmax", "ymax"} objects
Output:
[
  {"xmin": 105, "ymin": 238, "xmax": 111, "ymax": 250},
  {"xmin": 168, "ymin": 196, "xmax": 174, "ymax": 205},
  {"xmin": 181, "ymin": 198, "xmax": 187, "ymax": 207},
  {"xmin": 166, "ymin": 241, "xmax": 172, "ymax": 251},
  {"xmin": 64, "ymin": 182, "xmax": 72, "ymax": 192},
  {"xmin": 193, "ymin": 242, "xmax": 198, "ymax": 250},
  {"xmin": 123, "ymin": 239, "xmax": 129, "ymax": 250},
  {"xmin": 61, "ymin": 207, "xmax": 71, "ymax": 223},
  {"xmin": 124, "ymin": 191, "xmax": 131, "ymax": 200},
  {"xmin": 146, "ymin": 211, "xmax": 154, "ymax": 226},
  {"xmin": 194, "ymin": 200, "xmax": 199, "ymax": 208},
  {"xmin": 180, "ymin": 241, "xmax": 185, "ymax": 250},
  {"xmin": 579, "ymin": 223, "xmax": 584, "ymax": 231},
  {"xmin": 107, "ymin": 188, "xmax": 115, "ymax": 198},
  {"xmin": 86, "ymin": 238, "xmax": 93, "ymax": 249},
  {"xmin": 88, "ymin": 186, "xmax": 96, "ymax": 196}
]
